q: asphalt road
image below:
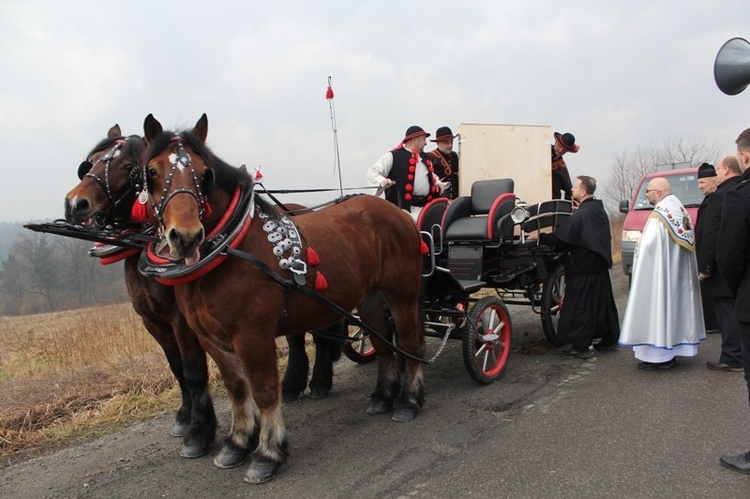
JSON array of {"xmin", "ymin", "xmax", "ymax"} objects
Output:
[{"xmin": 2, "ymin": 269, "xmax": 749, "ymax": 498}]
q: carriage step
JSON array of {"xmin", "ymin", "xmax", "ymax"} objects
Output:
[
  {"xmin": 457, "ymin": 279, "xmax": 486, "ymax": 293},
  {"xmin": 493, "ymin": 262, "xmax": 537, "ymax": 284}
]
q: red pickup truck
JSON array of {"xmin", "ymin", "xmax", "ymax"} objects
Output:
[{"xmin": 618, "ymin": 167, "xmax": 702, "ymax": 279}]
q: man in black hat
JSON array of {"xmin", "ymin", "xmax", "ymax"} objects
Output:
[
  {"xmin": 428, "ymin": 126, "xmax": 459, "ymax": 199},
  {"xmin": 551, "ymin": 132, "xmax": 579, "ymax": 200},
  {"xmin": 705, "ymin": 156, "xmax": 744, "ymax": 373},
  {"xmin": 695, "ymin": 162, "xmax": 722, "ymax": 340},
  {"xmin": 366, "ymin": 125, "xmax": 447, "ymax": 219}
]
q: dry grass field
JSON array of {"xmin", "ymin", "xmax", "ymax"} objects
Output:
[{"xmin": 0, "ymin": 304, "xmax": 297, "ymax": 465}]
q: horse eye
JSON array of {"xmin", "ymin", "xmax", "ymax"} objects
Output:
[{"xmin": 148, "ymin": 167, "xmax": 158, "ymax": 178}]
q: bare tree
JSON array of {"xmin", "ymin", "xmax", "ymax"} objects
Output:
[{"xmin": 603, "ymin": 135, "xmax": 721, "ymax": 215}]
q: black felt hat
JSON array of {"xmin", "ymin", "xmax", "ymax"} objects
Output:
[
  {"xmin": 554, "ymin": 132, "xmax": 580, "ymax": 153},
  {"xmin": 403, "ymin": 125, "xmax": 430, "ymax": 142},
  {"xmin": 430, "ymin": 126, "xmax": 457, "ymax": 142},
  {"xmin": 697, "ymin": 162, "xmax": 716, "ymax": 178}
]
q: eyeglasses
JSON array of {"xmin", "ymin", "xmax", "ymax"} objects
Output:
[{"xmin": 646, "ymin": 189, "xmax": 659, "ymax": 193}]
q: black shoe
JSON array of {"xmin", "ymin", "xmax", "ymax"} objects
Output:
[
  {"xmin": 561, "ymin": 346, "xmax": 593, "ymax": 359},
  {"xmin": 706, "ymin": 328, "xmax": 720, "ymax": 334},
  {"xmin": 593, "ymin": 341, "xmax": 619, "ymax": 352},
  {"xmin": 720, "ymin": 451, "xmax": 750, "ymax": 474},
  {"xmin": 706, "ymin": 361, "xmax": 743, "ymax": 372},
  {"xmin": 637, "ymin": 358, "xmax": 676, "ymax": 370}
]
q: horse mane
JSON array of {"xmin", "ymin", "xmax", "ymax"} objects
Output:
[{"xmin": 86, "ymin": 134, "xmax": 144, "ymax": 162}]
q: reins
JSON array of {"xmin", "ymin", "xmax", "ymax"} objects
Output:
[{"xmin": 223, "ymin": 245, "xmax": 431, "ymax": 365}]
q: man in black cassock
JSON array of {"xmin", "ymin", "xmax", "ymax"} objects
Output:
[{"xmin": 540, "ymin": 175, "xmax": 620, "ymax": 358}]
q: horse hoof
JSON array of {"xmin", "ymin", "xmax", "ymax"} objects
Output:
[
  {"xmin": 180, "ymin": 441, "xmax": 210, "ymax": 459},
  {"xmin": 213, "ymin": 445, "xmax": 250, "ymax": 469},
  {"xmin": 309, "ymin": 387, "xmax": 331, "ymax": 400},
  {"xmin": 281, "ymin": 391, "xmax": 300, "ymax": 403},
  {"xmin": 243, "ymin": 455, "xmax": 283, "ymax": 484},
  {"xmin": 391, "ymin": 407, "xmax": 418, "ymax": 422},
  {"xmin": 170, "ymin": 422, "xmax": 189, "ymax": 437},
  {"xmin": 367, "ymin": 399, "xmax": 390, "ymax": 415}
]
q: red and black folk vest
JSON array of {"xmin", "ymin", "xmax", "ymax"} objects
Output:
[{"xmin": 385, "ymin": 147, "xmax": 439, "ymax": 210}]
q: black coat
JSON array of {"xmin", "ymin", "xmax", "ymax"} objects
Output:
[
  {"xmin": 551, "ymin": 145, "xmax": 573, "ymax": 200},
  {"xmin": 698, "ymin": 176, "xmax": 739, "ymax": 297},
  {"xmin": 717, "ymin": 170, "xmax": 750, "ymax": 320},
  {"xmin": 541, "ymin": 197, "xmax": 612, "ymax": 276}
]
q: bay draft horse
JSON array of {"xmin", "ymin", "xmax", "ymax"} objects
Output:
[
  {"xmin": 139, "ymin": 113, "xmax": 426, "ymax": 483},
  {"xmin": 63, "ymin": 125, "xmax": 342, "ymax": 462}
]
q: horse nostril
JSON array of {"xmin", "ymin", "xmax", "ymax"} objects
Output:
[{"xmin": 76, "ymin": 199, "xmax": 90, "ymax": 213}]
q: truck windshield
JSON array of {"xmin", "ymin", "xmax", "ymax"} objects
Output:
[{"xmin": 632, "ymin": 173, "xmax": 702, "ymax": 210}]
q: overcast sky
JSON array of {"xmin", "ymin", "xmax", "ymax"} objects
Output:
[{"xmin": 1, "ymin": 0, "xmax": 749, "ymax": 222}]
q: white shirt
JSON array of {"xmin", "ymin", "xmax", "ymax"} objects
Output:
[{"xmin": 366, "ymin": 146, "xmax": 444, "ymax": 197}]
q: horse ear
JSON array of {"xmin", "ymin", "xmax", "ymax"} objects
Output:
[
  {"xmin": 143, "ymin": 114, "xmax": 162, "ymax": 144},
  {"xmin": 194, "ymin": 114, "xmax": 208, "ymax": 143},
  {"xmin": 108, "ymin": 124, "xmax": 122, "ymax": 138}
]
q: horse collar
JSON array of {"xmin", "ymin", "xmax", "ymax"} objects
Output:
[{"xmin": 259, "ymin": 210, "xmax": 307, "ymax": 286}]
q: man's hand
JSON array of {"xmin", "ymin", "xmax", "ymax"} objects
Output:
[{"xmin": 380, "ymin": 178, "xmax": 395, "ymax": 188}]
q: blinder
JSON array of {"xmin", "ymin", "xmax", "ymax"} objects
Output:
[{"xmin": 78, "ymin": 160, "xmax": 93, "ymax": 180}]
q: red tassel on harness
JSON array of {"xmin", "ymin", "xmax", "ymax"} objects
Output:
[
  {"xmin": 130, "ymin": 196, "xmax": 148, "ymax": 222},
  {"xmin": 420, "ymin": 240, "xmax": 429, "ymax": 255},
  {"xmin": 315, "ymin": 271, "xmax": 328, "ymax": 291},
  {"xmin": 307, "ymin": 247, "xmax": 321, "ymax": 266},
  {"xmin": 203, "ymin": 199, "xmax": 212, "ymax": 219}
]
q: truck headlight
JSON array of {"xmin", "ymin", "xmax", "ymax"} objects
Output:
[{"xmin": 622, "ymin": 230, "xmax": 642, "ymax": 242}]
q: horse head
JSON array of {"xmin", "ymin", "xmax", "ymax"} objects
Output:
[
  {"xmin": 64, "ymin": 125, "xmax": 145, "ymax": 227},
  {"xmin": 141, "ymin": 113, "xmax": 248, "ymax": 265}
]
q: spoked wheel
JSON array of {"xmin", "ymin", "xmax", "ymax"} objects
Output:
[
  {"xmin": 462, "ymin": 296, "xmax": 512, "ymax": 384},
  {"xmin": 343, "ymin": 326, "xmax": 377, "ymax": 364},
  {"xmin": 541, "ymin": 263, "xmax": 565, "ymax": 346}
]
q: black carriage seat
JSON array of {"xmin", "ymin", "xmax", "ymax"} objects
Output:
[
  {"xmin": 522, "ymin": 199, "xmax": 573, "ymax": 234},
  {"xmin": 416, "ymin": 197, "xmax": 450, "ymax": 237},
  {"xmin": 417, "ymin": 198, "xmax": 451, "ymax": 274},
  {"xmin": 510, "ymin": 199, "xmax": 574, "ymax": 253},
  {"xmin": 442, "ymin": 179, "xmax": 516, "ymax": 243}
]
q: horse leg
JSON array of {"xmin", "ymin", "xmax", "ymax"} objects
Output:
[
  {"xmin": 208, "ymin": 348, "xmax": 260, "ymax": 469},
  {"xmin": 358, "ymin": 295, "xmax": 400, "ymax": 415},
  {"xmin": 308, "ymin": 322, "xmax": 344, "ymax": 399},
  {"xmin": 139, "ymin": 317, "xmax": 194, "ymax": 437},
  {"xmin": 385, "ymin": 298, "xmax": 425, "ymax": 422},
  {"xmin": 233, "ymin": 335, "xmax": 288, "ymax": 484},
  {"xmin": 281, "ymin": 334, "xmax": 309, "ymax": 402},
  {"xmin": 171, "ymin": 316, "xmax": 217, "ymax": 459}
]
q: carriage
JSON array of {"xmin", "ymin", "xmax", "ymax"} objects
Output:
[{"xmin": 343, "ymin": 177, "xmax": 572, "ymax": 384}]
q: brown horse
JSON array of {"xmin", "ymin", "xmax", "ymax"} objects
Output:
[
  {"xmin": 138, "ymin": 113, "xmax": 426, "ymax": 484},
  {"xmin": 63, "ymin": 125, "xmax": 342, "ymax": 463},
  {"xmin": 64, "ymin": 126, "xmax": 217, "ymax": 459}
]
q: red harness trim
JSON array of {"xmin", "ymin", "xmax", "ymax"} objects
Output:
[
  {"xmin": 98, "ymin": 248, "xmax": 139, "ymax": 265},
  {"xmin": 145, "ymin": 187, "xmax": 252, "ymax": 286}
]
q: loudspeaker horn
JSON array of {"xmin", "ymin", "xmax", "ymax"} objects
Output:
[{"xmin": 714, "ymin": 37, "xmax": 750, "ymax": 95}]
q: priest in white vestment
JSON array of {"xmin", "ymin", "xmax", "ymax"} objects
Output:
[{"xmin": 619, "ymin": 177, "xmax": 706, "ymax": 369}]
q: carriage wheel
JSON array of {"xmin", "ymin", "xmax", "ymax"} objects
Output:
[
  {"xmin": 541, "ymin": 263, "xmax": 565, "ymax": 346},
  {"xmin": 343, "ymin": 326, "xmax": 377, "ymax": 364},
  {"xmin": 462, "ymin": 296, "xmax": 512, "ymax": 384}
]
